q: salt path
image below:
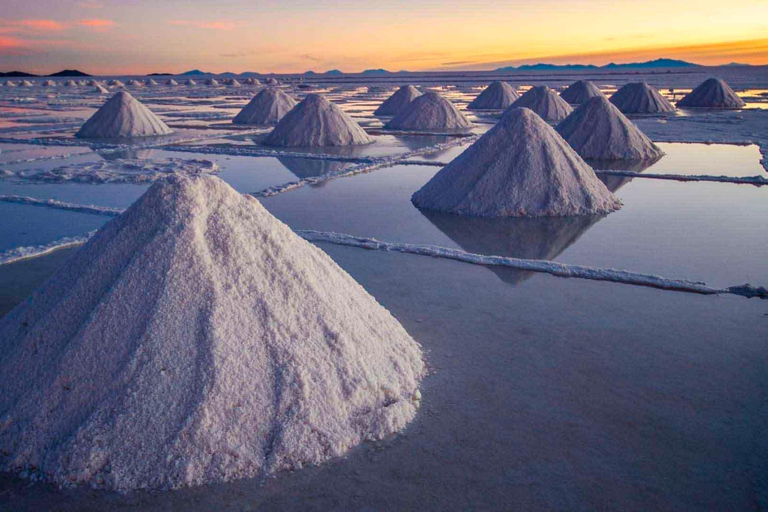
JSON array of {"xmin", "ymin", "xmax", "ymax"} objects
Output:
[
  {"xmin": 374, "ymin": 85, "xmax": 422, "ymax": 116},
  {"xmin": 609, "ymin": 82, "xmax": 676, "ymax": 114},
  {"xmin": 467, "ymin": 81, "xmax": 520, "ymax": 110},
  {"xmin": 233, "ymin": 88, "xmax": 297, "ymax": 125},
  {"xmin": 76, "ymin": 91, "xmax": 173, "ymax": 139},
  {"xmin": 264, "ymin": 94, "xmax": 373, "ymax": 147},
  {"xmin": 412, "ymin": 107, "xmax": 621, "ymax": 217},
  {"xmin": 559, "ymin": 80, "xmax": 604, "ymax": 105},
  {"xmin": 0, "ymin": 175, "xmax": 424, "ymax": 492},
  {"xmin": 677, "ymin": 78, "xmax": 745, "ymax": 108},
  {"xmin": 506, "ymin": 86, "xmax": 573, "ymax": 123},
  {"xmin": 385, "ymin": 92, "xmax": 473, "ymax": 131},
  {"xmin": 556, "ymin": 96, "xmax": 664, "ymax": 161}
]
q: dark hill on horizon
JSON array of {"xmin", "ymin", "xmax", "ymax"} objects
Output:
[
  {"xmin": 496, "ymin": 58, "xmax": 700, "ymax": 72},
  {"xmin": 48, "ymin": 69, "xmax": 90, "ymax": 77}
]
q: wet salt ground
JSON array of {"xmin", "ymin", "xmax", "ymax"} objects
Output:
[{"xmin": 1, "ymin": 79, "xmax": 768, "ymax": 511}]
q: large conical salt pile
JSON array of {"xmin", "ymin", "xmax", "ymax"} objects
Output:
[
  {"xmin": 506, "ymin": 86, "xmax": 573, "ymax": 123},
  {"xmin": 677, "ymin": 78, "xmax": 745, "ymax": 108},
  {"xmin": 556, "ymin": 96, "xmax": 664, "ymax": 161},
  {"xmin": 609, "ymin": 82, "xmax": 675, "ymax": 114},
  {"xmin": 264, "ymin": 94, "xmax": 373, "ymax": 147},
  {"xmin": 233, "ymin": 87, "xmax": 297, "ymax": 125},
  {"xmin": 560, "ymin": 80, "xmax": 604, "ymax": 105},
  {"xmin": 385, "ymin": 92, "xmax": 473, "ymax": 131},
  {"xmin": 76, "ymin": 91, "xmax": 173, "ymax": 139},
  {"xmin": 0, "ymin": 175, "xmax": 423, "ymax": 492},
  {"xmin": 374, "ymin": 85, "xmax": 422, "ymax": 116},
  {"xmin": 412, "ymin": 107, "xmax": 621, "ymax": 217},
  {"xmin": 467, "ymin": 81, "xmax": 520, "ymax": 110}
]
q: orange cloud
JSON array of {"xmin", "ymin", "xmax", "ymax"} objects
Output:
[
  {"xmin": 11, "ymin": 20, "xmax": 67, "ymax": 31},
  {"xmin": 0, "ymin": 36, "xmax": 32, "ymax": 55},
  {"xmin": 169, "ymin": 20, "xmax": 243, "ymax": 31},
  {"xmin": 78, "ymin": 19, "xmax": 115, "ymax": 31}
]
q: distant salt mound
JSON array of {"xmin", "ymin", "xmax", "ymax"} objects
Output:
[
  {"xmin": 146, "ymin": 79, "xmax": 159, "ymax": 87},
  {"xmin": 467, "ymin": 81, "xmax": 520, "ymax": 110},
  {"xmin": 64, "ymin": 80, "xmax": 77, "ymax": 87},
  {"xmin": 412, "ymin": 107, "xmax": 621, "ymax": 217},
  {"xmin": 244, "ymin": 77, "xmax": 261, "ymax": 86},
  {"xmin": 3, "ymin": 80, "xmax": 17, "ymax": 87},
  {"xmin": 20, "ymin": 80, "xmax": 34, "ymax": 87},
  {"xmin": 506, "ymin": 86, "xmax": 573, "ymax": 123},
  {"xmin": 0, "ymin": 175, "xmax": 423, "ymax": 492},
  {"xmin": 556, "ymin": 96, "xmax": 664, "ymax": 161},
  {"xmin": 126, "ymin": 79, "xmax": 143, "ymax": 88},
  {"xmin": 78, "ymin": 80, "xmax": 88, "ymax": 86},
  {"xmin": 230, "ymin": 79, "xmax": 242, "ymax": 87},
  {"xmin": 43, "ymin": 80, "xmax": 56, "ymax": 87},
  {"xmin": 386, "ymin": 92, "xmax": 473, "ymax": 131},
  {"xmin": 207, "ymin": 79, "xmax": 220, "ymax": 86},
  {"xmin": 264, "ymin": 94, "xmax": 373, "ymax": 147},
  {"xmin": 167, "ymin": 79, "xmax": 179, "ymax": 86},
  {"xmin": 677, "ymin": 78, "xmax": 745, "ymax": 108},
  {"xmin": 560, "ymin": 80, "xmax": 604, "ymax": 105},
  {"xmin": 76, "ymin": 91, "xmax": 173, "ymax": 139},
  {"xmin": 233, "ymin": 88, "xmax": 297, "ymax": 125},
  {"xmin": 609, "ymin": 82, "xmax": 675, "ymax": 114},
  {"xmin": 374, "ymin": 85, "xmax": 422, "ymax": 116},
  {"xmin": 109, "ymin": 79, "xmax": 125, "ymax": 87},
  {"xmin": 186, "ymin": 79, "xmax": 197, "ymax": 86},
  {"xmin": 265, "ymin": 78, "xmax": 279, "ymax": 86},
  {"xmin": 93, "ymin": 84, "xmax": 110, "ymax": 94}
]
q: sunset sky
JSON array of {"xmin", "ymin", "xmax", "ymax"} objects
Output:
[{"xmin": 1, "ymin": 0, "xmax": 767, "ymax": 75}]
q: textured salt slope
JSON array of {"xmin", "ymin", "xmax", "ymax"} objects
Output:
[
  {"xmin": 506, "ymin": 86, "xmax": 573, "ymax": 123},
  {"xmin": 677, "ymin": 78, "xmax": 745, "ymax": 108},
  {"xmin": 412, "ymin": 107, "xmax": 620, "ymax": 217},
  {"xmin": 560, "ymin": 80, "xmax": 604, "ymax": 105},
  {"xmin": 467, "ymin": 81, "xmax": 520, "ymax": 110},
  {"xmin": 610, "ymin": 82, "xmax": 676, "ymax": 114},
  {"xmin": 264, "ymin": 94, "xmax": 373, "ymax": 147},
  {"xmin": 385, "ymin": 92, "xmax": 473, "ymax": 131},
  {"xmin": 0, "ymin": 175, "xmax": 423, "ymax": 492},
  {"xmin": 76, "ymin": 91, "xmax": 173, "ymax": 139},
  {"xmin": 233, "ymin": 88, "xmax": 297, "ymax": 125},
  {"xmin": 556, "ymin": 96, "xmax": 664, "ymax": 160},
  {"xmin": 374, "ymin": 85, "xmax": 422, "ymax": 116}
]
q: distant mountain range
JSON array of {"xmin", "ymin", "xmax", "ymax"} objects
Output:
[
  {"xmin": 0, "ymin": 69, "xmax": 90, "ymax": 78},
  {"xmin": 496, "ymin": 58, "xmax": 698, "ymax": 72}
]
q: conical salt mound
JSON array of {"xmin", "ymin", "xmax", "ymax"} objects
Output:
[
  {"xmin": 126, "ymin": 79, "xmax": 142, "ymax": 88},
  {"xmin": 264, "ymin": 94, "xmax": 373, "ymax": 147},
  {"xmin": 64, "ymin": 80, "xmax": 77, "ymax": 87},
  {"xmin": 467, "ymin": 81, "xmax": 520, "ymax": 110},
  {"xmin": 677, "ymin": 78, "xmax": 745, "ymax": 108},
  {"xmin": 20, "ymin": 80, "xmax": 34, "ymax": 87},
  {"xmin": 43, "ymin": 80, "xmax": 56, "ymax": 87},
  {"xmin": 385, "ymin": 92, "xmax": 473, "ymax": 131},
  {"xmin": 374, "ymin": 85, "xmax": 422, "ymax": 116},
  {"xmin": 76, "ymin": 91, "xmax": 173, "ymax": 139},
  {"xmin": 560, "ymin": 80, "xmax": 604, "ymax": 105},
  {"xmin": 186, "ymin": 79, "xmax": 197, "ymax": 86},
  {"xmin": 556, "ymin": 96, "xmax": 664, "ymax": 161},
  {"xmin": 230, "ymin": 79, "xmax": 242, "ymax": 87},
  {"xmin": 233, "ymin": 88, "xmax": 297, "ymax": 125},
  {"xmin": 167, "ymin": 79, "xmax": 179, "ymax": 86},
  {"xmin": 146, "ymin": 79, "xmax": 159, "ymax": 87},
  {"xmin": 93, "ymin": 84, "xmax": 110, "ymax": 94},
  {"xmin": 265, "ymin": 78, "xmax": 279, "ymax": 86},
  {"xmin": 3, "ymin": 80, "xmax": 17, "ymax": 87},
  {"xmin": 207, "ymin": 79, "xmax": 219, "ymax": 86},
  {"xmin": 506, "ymin": 86, "xmax": 573, "ymax": 123},
  {"xmin": 109, "ymin": 79, "xmax": 125, "ymax": 87},
  {"xmin": 609, "ymin": 82, "xmax": 675, "ymax": 114},
  {"xmin": 412, "ymin": 108, "xmax": 621, "ymax": 217},
  {"xmin": 0, "ymin": 175, "xmax": 423, "ymax": 492}
]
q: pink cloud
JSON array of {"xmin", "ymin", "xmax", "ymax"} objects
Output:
[
  {"xmin": 169, "ymin": 20, "xmax": 243, "ymax": 31},
  {"xmin": 0, "ymin": 36, "xmax": 33, "ymax": 55},
  {"xmin": 78, "ymin": 19, "xmax": 116, "ymax": 31},
  {"xmin": 11, "ymin": 20, "xmax": 68, "ymax": 32}
]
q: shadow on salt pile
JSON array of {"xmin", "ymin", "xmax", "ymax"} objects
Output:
[
  {"xmin": 419, "ymin": 210, "xmax": 603, "ymax": 286},
  {"xmin": 589, "ymin": 157, "xmax": 661, "ymax": 193}
]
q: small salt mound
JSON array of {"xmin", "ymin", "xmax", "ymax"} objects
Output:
[
  {"xmin": 146, "ymin": 79, "xmax": 159, "ymax": 87},
  {"xmin": 264, "ymin": 94, "xmax": 373, "ymax": 147},
  {"xmin": 265, "ymin": 78, "xmax": 279, "ymax": 85},
  {"xmin": 373, "ymin": 85, "xmax": 422, "ymax": 116},
  {"xmin": 167, "ymin": 79, "xmax": 179, "ymax": 86},
  {"xmin": 3, "ymin": 80, "xmax": 17, "ymax": 87},
  {"xmin": 385, "ymin": 92, "xmax": 472, "ymax": 131},
  {"xmin": 0, "ymin": 175, "xmax": 423, "ymax": 492},
  {"xmin": 560, "ymin": 80, "xmax": 604, "ymax": 105},
  {"xmin": 78, "ymin": 80, "xmax": 88, "ymax": 86},
  {"xmin": 230, "ymin": 79, "xmax": 242, "ymax": 87},
  {"xmin": 76, "ymin": 91, "xmax": 173, "ymax": 139},
  {"xmin": 467, "ymin": 81, "xmax": 520, "ymax": 110},
  {"xmin": 556, "ymin": 96, "xmax": 664, "ymax": 161},
  {"xmin": 20, "ymin": 80, "xmax": 34, "ymax": 87},
  {"xmin": 244, "ymin": 77, "xmax": 261, "ymax": 85},
  {"xmin": 186, "ymin": 79, "xmax": 197, "ymax": 86},
  {"xmin": 412, "ymin": 107, "xmax": 621, "ymax": 217},
  {"xmin": 609, "ymin": 82, "xmax": 675, "ymax": 114},
  {"xmin": 64, "ymin": 80, "xmax": 77, "ymax": 87},
  {"xmin": 109, "ymin": 79, "xmax": 125, "ymax": 87},
  {"xmin": 233, "ymin": 88, "xmax": 297, "ymax": 125},
  {"xmin": 207, "ymin": 79, "xmax": 220, "ymax": 86},
  {"xmin": 677, "ymin": 78, "xmax": 745, "ymax": 108},
  {"xmin": 506, "ymin": 86, "xmax": 573, "ymax": 123},
  {"xmin": 43, "ymin": 80, "xmax": 56, "ymax": 87},
  {"xmin": 126, "ymin": 79, "xmax": 143, "ymax": 88},
  {"xmin": 93, "ymin": 84, "xmax": 110, "ymax": 94}
]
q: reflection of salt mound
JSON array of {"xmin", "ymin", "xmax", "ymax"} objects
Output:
[
  {"xmin": 412, "ymin": 108, "xmax": 621, "ymax": 217},
  {"xmin": 374, "ymin": 85, "xmax": 422, "ymax": 116},
  {"xmin": 677, "ymin": 78, "xmax": 745, "ymax": 108},
  {"xmin": 277, "ymin": 156, "xmax": 349, "ymax": 179},
  {"xmin": 609, "ymin": 82, "xmax": 675, "ymax": 114},
  {"xmin": 506, "ymin": 86, "xmax": 573, "ymax": 123},
  {"xmin": 385, "ymin": 92, "xmax": 472, "ymax": 131},
  {"xmin": 556, "ymin": 96, "xmax": 664, "ymax": 160},
  {"xmin": 467, "ymin": 81, "xmax": 519, "ymax": 110},
  {"xmin": 264, "ymin": 94, "xmax": 373, "ymax": 147},
  {"xmin": 0, "ymin": 175, "xmax": 423, "ymax": 492},
  {"xmin": 421, "ymin": 210, "xmax": 601, "ymax": 285},
  {"xmin": 76, "ymin": 91, "xmax": 173, "ymax": 139},
  {"xmin": 592, "ymin": 157, "xmax": 659, "ymax": 193},
  {"xmin": 233, "ymin": 88, "xmax": 297, "ymax": 125},
  {"xmin": 560, "ymin": 80, "xmax": 604, "ymax": 105}
]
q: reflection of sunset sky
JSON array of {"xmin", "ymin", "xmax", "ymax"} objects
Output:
[{"xmin": 1, "ymin": 0, "xmax": 766, "ymax": 74}]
